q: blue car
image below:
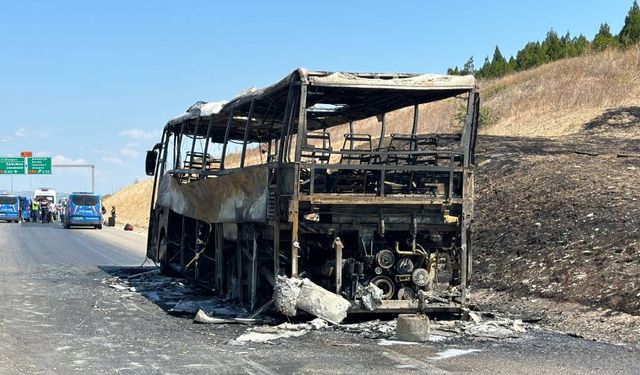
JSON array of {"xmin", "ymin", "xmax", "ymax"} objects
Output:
[
  {"xmin": 0, "ymin": 194, "xmax": 20, "ymax": 223},
  {"xmin": 63, "ymin": 192, "xmax": 103, "ymax": 229}
]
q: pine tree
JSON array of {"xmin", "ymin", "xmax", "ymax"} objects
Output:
[
  {"xmin": 488, "ymin": 46, "xmax": 508, "ymax": 78},
  {"xmin": 542, "ymin": 29, "xmax": 564, "ymax": 61},
  {"xmin": 619, "ymin": 0, "xmax": 640, "ymax": 46},
  {"xmin": 593, "ymin": 23, "xmax": 619, "ymax": 51},
  {"xmin": 561, "ymin": 32, "xmax": 578, "ymax": 57},
  {"xmin": 574, "ymin": 34, "xmax": 591, "ymax": 55},
  {"xmin": 507, "ymin": 56, "xmax": 517, "ymax": 73},
  {"xmin": 461, "ymin": 57, "xmax": 475, "ymax": 75},
  {"xmin": 476, "ymin": 56, "xmax": 491, "ymax": 79},
  {"xmin": 516, "ymin": 42, "xmax": 544, "ymax": 70}
]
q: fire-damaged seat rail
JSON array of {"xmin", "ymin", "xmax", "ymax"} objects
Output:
[{"xmin": 144, "ymin": 68, "xmax": 479, "ymax": 315}]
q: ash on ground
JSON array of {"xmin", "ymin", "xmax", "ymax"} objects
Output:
[{"xmin": 102, "ymin": 268, "xmax": 528, "ymax": 346}]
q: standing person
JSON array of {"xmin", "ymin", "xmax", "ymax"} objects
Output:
[
  {"xmin": 40, "ymin": 200, "xmax": 48, "ymax": 223},
  {"xmin": 109, "ymin": 206, "xmax": 116, "ymax": 227},
  {"xmin": 50, "ymin": 203, "xmax": 57, "ymax": 222},
  {"xmin": 31, "ymin": 200, "xmax": 39, "ymax": 222}
]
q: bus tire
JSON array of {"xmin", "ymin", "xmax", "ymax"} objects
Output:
[{"xmin": 95, "ymin": 224, "xmax": 102, "ymax": 229}]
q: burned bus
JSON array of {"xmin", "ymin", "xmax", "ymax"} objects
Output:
[{"xmin": 145, "ymin": 69, "xmax": 479, "ymax": 314}]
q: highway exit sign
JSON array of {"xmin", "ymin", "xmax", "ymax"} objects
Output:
[
  {"xmin": 0, "ymin": 157, "xmax": 26, "ymax": 174},
  {"xmin": 27, "ymin": 157, "xmax": 52, "ymax": 174}
]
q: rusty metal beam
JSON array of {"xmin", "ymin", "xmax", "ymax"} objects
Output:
[{"xmin": 240, "ymin": 100, "xmax": 256, "ymax": 168}]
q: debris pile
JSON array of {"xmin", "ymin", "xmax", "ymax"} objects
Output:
[
  {"xmin": 337, "ymin": 319, "xmax": 397, "ymax": 339},
  {"xmin": 273, "ymin": 276, "xmax": 351, "ymax": 324},
  {"xmin": 272, "ymin": 275, "xmax": 301, "ymax": 317},
  {"xmin": 229, "ymin": 318, "xmax": 329, "ymax": 345},
  {"xmin": 102, "ymin": 268, "xmax": 527, "ymax": 345},
  {"xmin": 432, "ymin": 316, "xmax": 526, "ymax": 339},
  {"xmin": 102, "ymin": 269, "xmax": 248, "ymax": 319},
  {"xmin": 335, "ymin": 313, "xmax": 526, "ymax": 341},
  {"xmin": 355, "ymin": 283, "xmax": 383, "ymax": 311}
]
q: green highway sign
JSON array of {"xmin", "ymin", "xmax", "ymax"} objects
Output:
[
  {"xmin": 28, "ymin": 157, "xmax": 52, "ymax": 175},
  {"xmin": 0, "ymin": 157, "xmax": 26, "ymax": 174}
]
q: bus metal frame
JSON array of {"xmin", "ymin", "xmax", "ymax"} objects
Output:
[{"xmin": 146, "ymin": 69, "xmax": 479, "ymax": 314}]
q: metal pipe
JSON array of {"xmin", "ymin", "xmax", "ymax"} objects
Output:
[
  {"xmin": 393, "ymin": 241, "xmax": 428, "ymax": 257},
  {"xmin": 411, "ymin": 104, "xmax": 419, "ymax": 137},
  {"xmin": 277, "ymin": 81, "xmax": 296, "ymax": 164},
  {"xmin": 189, "ymin": 116, "xmax": 201, "ymax": 170},
  {"xmin": 333, "ymin": 237, "xmax": 344, "ymax": 294},
  {"xmin": 240, "ymin": 100, "xmax": 255, "ymax": 168},
  {"xmin": 201, "ymin": 116, "xmax": 214, "ymax": 173},
  {"xmin": 220, "ymin": 106, "xmax": 235, "ymax": 169},
  {"xmin": 378, "ymin": 113, "xmax": 386, "ymax": 150}
]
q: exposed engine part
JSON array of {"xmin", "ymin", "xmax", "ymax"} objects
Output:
[
  {"xmin": 412, "ymin": 268, "xmax": 431, "ymax": 287},
  {"xmin": 374, "ymin": 266, "xmax": 383, "ymax": 275},
  {"xmin": 393, "ymin": 241, "xmax": 429, "ymax": 262},
  {"xmin": 397, "ymin": 287, "xmax": 415, "ymax": 300},
  {"xmin": 371, "ymin": 276, "xmax": 394, "ymax": 300},
  {"xmin": 376, "ymin": 250, "xmax": 395, "ymax": 269},
  {"xmin": 395, "ymin": 274, "xmax": 411, "ymax": 283},
  {"xmin": 396, "ymin": 257, "xmax": 414, "ymax": 274}
]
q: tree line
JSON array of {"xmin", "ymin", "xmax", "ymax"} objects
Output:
[{"xmin": 448, "ymin": 1, "xmax": 640, "ymax": 79}]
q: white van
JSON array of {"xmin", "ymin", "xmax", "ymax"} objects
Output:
[{"xmin": 33, "ymin": 188, "xmax": 57, "ymax": 205}]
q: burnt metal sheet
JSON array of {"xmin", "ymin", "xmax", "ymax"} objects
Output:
[
  {"xmin": 163, "ymin": 69, "xmax": 476, "ymax": 138},
  {"xmin": 156, "ymin": 165, "xmax": 269, "ymax": 223}
]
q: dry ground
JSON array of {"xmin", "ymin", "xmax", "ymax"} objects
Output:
[{"xmin": 471, "ymin": 109, "xmax": 640, "ymax": 343}]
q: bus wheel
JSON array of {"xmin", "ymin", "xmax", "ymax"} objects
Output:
[{"xmin": 96, "ymin": 224, "xmax": 103, "ymax": 229}]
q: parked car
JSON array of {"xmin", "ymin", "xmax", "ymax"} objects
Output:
[
  {"xmin": 0, "ymin": 194, "xmax": 20, "ymax": 223},
  {"xmin": 63, "ymin": 192, "xmax": 102, "ymax": 229}
]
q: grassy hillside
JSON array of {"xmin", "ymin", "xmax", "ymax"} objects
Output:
[
  {"xmin": 480, "ymin": 46, "xmax": 640, "ymax": 137},
  {"xmin": 103, "ymin": 178, "xmax": 153, "ymax": 230}
]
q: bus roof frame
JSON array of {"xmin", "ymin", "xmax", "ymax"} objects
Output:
[{"xmin": 164, "ymin": 68, "xmax": 476, "ymax": 143}]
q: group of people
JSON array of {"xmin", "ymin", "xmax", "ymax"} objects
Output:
[{"xmin": 30, "ymin": 200, "xmax": 61, "ymax": 223}]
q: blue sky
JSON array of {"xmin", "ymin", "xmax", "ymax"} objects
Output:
[{"xmin": 0, "ymin": 0, "xmax": 633, "ymax": 195}]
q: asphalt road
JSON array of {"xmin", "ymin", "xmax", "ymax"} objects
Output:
[{"xmin": 1, "ymin": 221, "xmax": 639, "ymax": 374}]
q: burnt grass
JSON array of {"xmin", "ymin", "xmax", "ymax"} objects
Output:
[{"xmin": 472, "ymin": 129, "xmax": 640, "ymax": 315}]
